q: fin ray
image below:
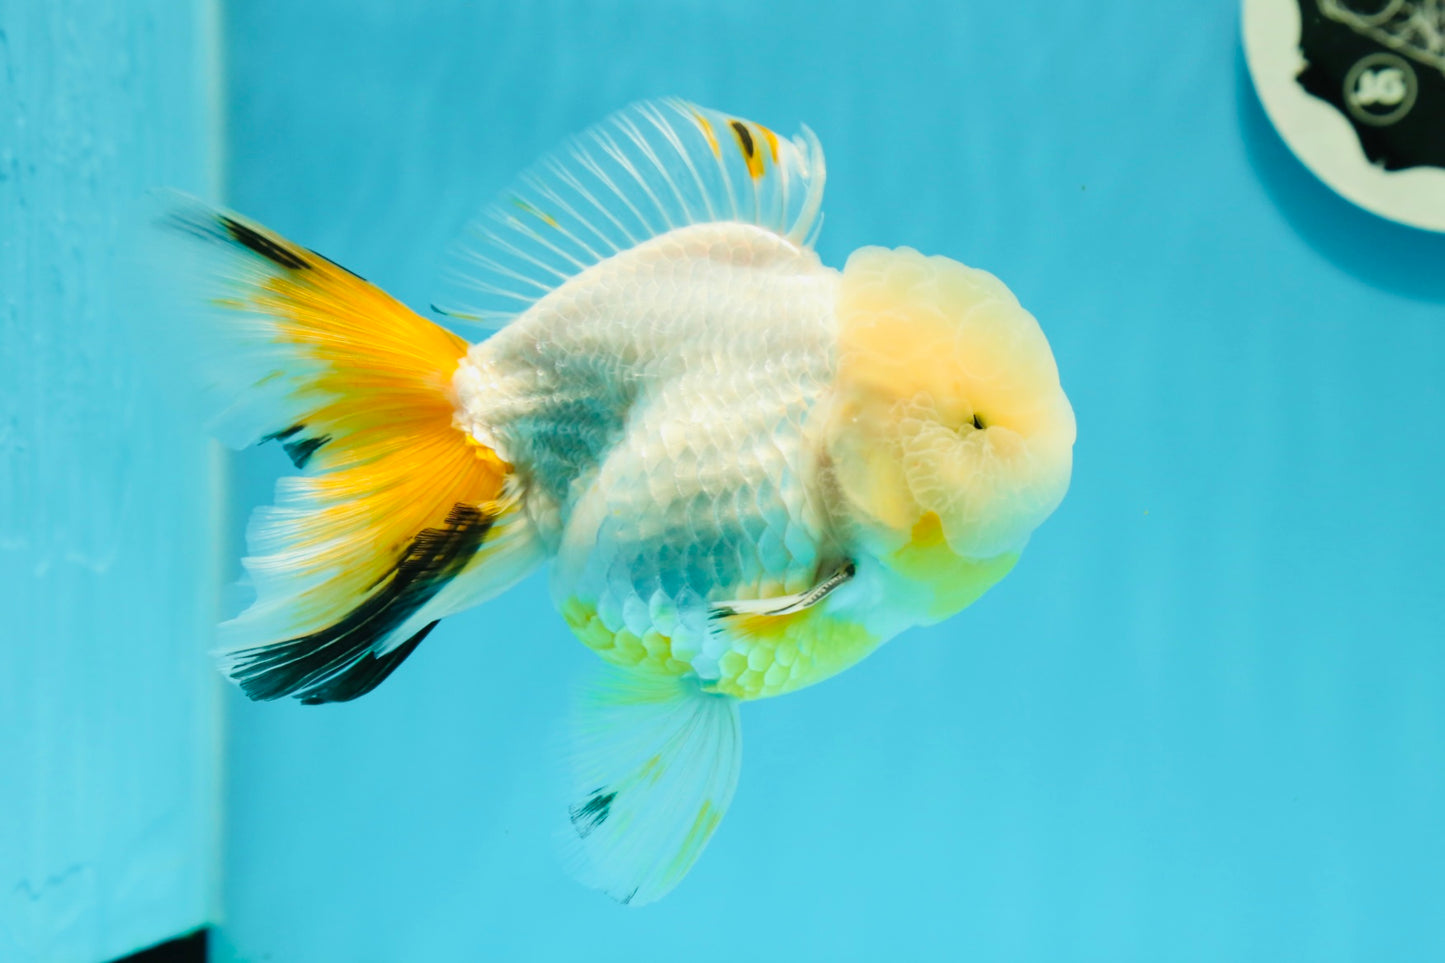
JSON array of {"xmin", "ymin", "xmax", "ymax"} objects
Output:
[
  {"xmin": 710, "ymin": 560, "xmax": 856, "ymax": 620},
  {"xmin": 156, "ymin": 196, "xmax": 542, "ymax": 703},
  {"xmin": 434, "ymin": 98, "xmax": 826, "ymax": 327},
  {"xmin": 562, "ymin": 669, "xmax": 742, "ymax": 905}
]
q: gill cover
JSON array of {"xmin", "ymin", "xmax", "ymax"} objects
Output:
[{"xmin": 827, "ymin": 246, "xmax": 1075, "ymax": 561}]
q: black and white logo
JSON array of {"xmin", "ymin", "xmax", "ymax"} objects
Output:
[
  {"xmin": 1342, "ymin": 52, "xmax": 1416, "ymax": 127},
  {"xmin": 1244, "ymin": 0, "xmax": 1445, "ymax": 230}
]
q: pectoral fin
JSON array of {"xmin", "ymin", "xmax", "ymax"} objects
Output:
[
  {"xmin": 561, "ymin": 669, "xmax": 741, "ymax": 905},
  {"xmin": 708, "ymin": 560, "xmax": 855, "ymax": 621},
  {"xmin": 703, "ymin": 561, "xmax": 874, "ymax": 700}
]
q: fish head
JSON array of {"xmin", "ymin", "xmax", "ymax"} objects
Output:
[{"xmin": 824, "ymin": 246, "xmax": 1076, "ymax": 569}]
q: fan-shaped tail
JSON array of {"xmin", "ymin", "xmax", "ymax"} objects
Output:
[{"xmin": 159, "ymin": 198, "xmax": 540, "ymax": 703}]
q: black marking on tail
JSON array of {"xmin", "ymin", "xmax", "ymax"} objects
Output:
[
  {"xmin": 280, "ymin": 434, "xmax": 330, "ymax": 469},
  {"xmin": 569, "ymin": 789, "xmax": 617, "ymax": 839},
  {"xmin": 309, "ymin": 248, "xmax": 368, "ymax": 281},
  {"xmin": 297, "ymin": 620, "xmax": 439, "ymax": 705},
  {"xmin": 227, "ymin": 503, "xmax": 495, "ymax": 704},
  {"xmin": 261, "ymin": 423, "xmax": 330, "ymax": 469},
  {"xmin": 266, "ymin": 424, "xmax": 304, "ymax": 442},
  {"xmin": 162, "ymin": 203, "xmax": 368, "ymax": 280},
  {"xmin": 219, "ymin": 214, "xmax": 310, "ymax": 270}
]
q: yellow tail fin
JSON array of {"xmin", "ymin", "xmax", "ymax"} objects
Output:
[{"xmin": 163, "ymin": 199, "xmax": 537, "ymax": 703}]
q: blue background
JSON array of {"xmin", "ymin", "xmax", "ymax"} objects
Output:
[
  {"xmin": 2, "ymin": 4, "xmax": 222, "ymax": 962},
  {"xmin": 7, "ymin": 0, "xmax": 1445, "ymax": 960}
]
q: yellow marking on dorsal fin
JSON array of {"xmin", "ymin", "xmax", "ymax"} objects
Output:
[
  {"xmin": 692, "ymin": 109, "xmax": 722, "ymax": 157},
  {"xmin": 758, "ymin": 124, "xmax": 780, "ymax": 163},
  {"xmin": 512, "ymin": 197, "xmax": 560, "ymax": 228},
  {"xmin": 728, "ymin": 119, "xmax": 766, "ymax": 179}
]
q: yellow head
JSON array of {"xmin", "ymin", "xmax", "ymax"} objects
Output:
[{"xmin": 825, "ymin": 246, "xmax": 1075, "ymax": 576}]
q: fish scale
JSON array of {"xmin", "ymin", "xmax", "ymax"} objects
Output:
[{"xmin": 457, "ymin": 223, "xmax": 842, "ymax": 689}]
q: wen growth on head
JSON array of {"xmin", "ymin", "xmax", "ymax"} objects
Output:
[{"xmin": 158, "ymin": 99, "xmax": 1076, "ymax": 905}]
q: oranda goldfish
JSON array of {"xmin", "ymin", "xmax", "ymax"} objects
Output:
[{"xmin": 160, "ymin": 98, "xmax": 1075, "ymax": 905}]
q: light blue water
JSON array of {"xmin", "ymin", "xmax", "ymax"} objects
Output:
[
  {"xmin": 1, "ymin": 5, "xmax": 222, "ymax": 962},
  {"xmin": 7, "ymin": 0, "xmax": 1445, "ymax": 960},
  {"xmin": 210, "ymin": 2, "xmax": 1445, "ymax": 960}
]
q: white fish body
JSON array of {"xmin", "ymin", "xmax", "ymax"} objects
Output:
[
  {"xmin": 159, "ymin": 98, "xmax": 1075, "ymax": 905},
  {"xmin": 455, "ymin": 222, "xmax": 859, "ymax": 695}
]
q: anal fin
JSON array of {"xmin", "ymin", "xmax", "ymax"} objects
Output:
[{"xmin": 562, "ymin": 670, "xmax": 741, "ymax": 905}]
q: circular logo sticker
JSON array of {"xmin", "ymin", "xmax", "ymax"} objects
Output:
[{"xmin": 1243, "ymin": 0, "xmax": 1445, "ymax": 231}]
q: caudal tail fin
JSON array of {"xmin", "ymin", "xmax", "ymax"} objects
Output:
[{"xmin": 159, "ymin": 198, "xmax": 539, "ymax": 703}]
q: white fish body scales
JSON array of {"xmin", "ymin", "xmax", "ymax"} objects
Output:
[{"xmin": 453, "ymin": 222, "xmax": 844, "ymax": 688}]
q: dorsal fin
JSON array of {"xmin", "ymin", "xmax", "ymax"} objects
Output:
[{"xmin": 433, "ymin": 98, "xmax": 827, "ymax": 326}]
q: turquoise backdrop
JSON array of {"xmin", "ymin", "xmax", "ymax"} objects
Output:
[
  {"xmin": 215, "ymin": 1, "xmax": 1445, "ymax": 959},
  {"xmin": 1, "ymin": 3, "xmax": 222, "ymax": 961},
  {"xmin": 5, "ymin": 1, "xmax": 1445, "ymax": 961}
]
